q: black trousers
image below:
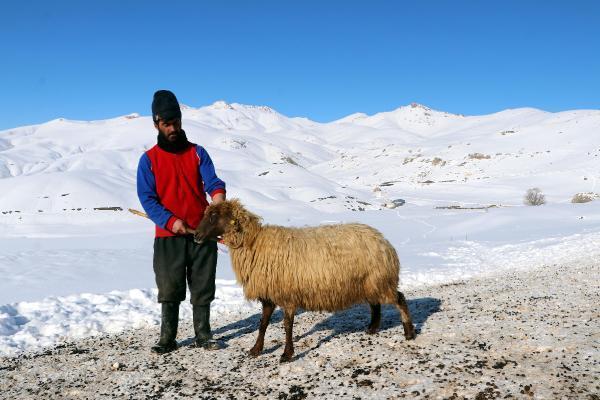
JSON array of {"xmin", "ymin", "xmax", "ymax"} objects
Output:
[{"xmin": 153, "ymin": 236, "xmax": 218, "ymax": 305}]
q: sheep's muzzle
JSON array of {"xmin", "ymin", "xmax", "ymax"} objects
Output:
[{"xmin": 194, "ymin": 212, "xmax": 225, "ymax": 245}]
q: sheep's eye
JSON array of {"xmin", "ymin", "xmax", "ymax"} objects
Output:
[{"xmin": 209, "ymin": 213, "xmax": 216, "ymax": 224}]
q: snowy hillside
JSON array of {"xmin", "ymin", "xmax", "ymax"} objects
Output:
[
  {"xmin": 1, "ymin": 102, "xmax": 599, "ymax": 355},
  {"xmin": 1, "ymin": 102, "xmax": 598, "ymax": 214}
]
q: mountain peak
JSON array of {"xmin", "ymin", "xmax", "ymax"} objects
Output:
[
  {"xmin": 211, "ymin": 100, "xmax": 235, "ymax": 110},
  {"xmin": 409, "ymin": 102, "xmax": 431, "ymax": 111},
  {"xmin": 238, "ymin": 104, "xmax": 276, "ymax": 113}
]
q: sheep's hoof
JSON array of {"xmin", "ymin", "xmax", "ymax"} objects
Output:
[
  {"xmin": 366, "ymin": 327, "xmax": 379, "ymax": 335},
  {"xmin": 404, "ymin": 324, "xmax": 416, "ymax": 340},
  {"xmin": 248, "ymin": 347, "xmax": 261, "ymax": 357},
  {"xmin": 279, "ymin": 353, "xmax": 293, "ymax": 363}
]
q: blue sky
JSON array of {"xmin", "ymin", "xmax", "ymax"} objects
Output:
[{"xmin": 1, "ymin": 1, "xmax": 599, "ymax": 130}]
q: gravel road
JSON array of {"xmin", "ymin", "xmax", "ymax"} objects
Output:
[{"xmin": 1, "ymin": 262, "xmax": 598, "ymax": 399}]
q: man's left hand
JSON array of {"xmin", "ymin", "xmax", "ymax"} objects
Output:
[{"xmin": 212, "ymin": 193, "xmax": 226, "ymax": 204}]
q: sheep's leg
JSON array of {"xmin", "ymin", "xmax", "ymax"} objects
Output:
[
  {"xmin": 280, "ymin": 307, "xmax": 296, "ymax": 363},
  {"xmin": 249, "ymin": 299, "xmax": 275, "ymax": 357},
  {"xmin": 396, "ymin": 291, "xmax": 416, "ymax": 340},
  {"xmin": 367, "ymin": 303, "xmax": 381, "ymax": 334}
]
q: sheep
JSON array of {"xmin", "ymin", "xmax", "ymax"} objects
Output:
[{"xmin": 194, "ymin": 199, "xmax": 416, "ymax": 362}]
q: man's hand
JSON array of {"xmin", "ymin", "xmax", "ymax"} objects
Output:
[
  {"xmin": 212, "ymin": 193, "xmax": 226, "ymax": 205},
  {"xmin": 172, "ymin": 219, "xmax": 192, "ymax": 235}
]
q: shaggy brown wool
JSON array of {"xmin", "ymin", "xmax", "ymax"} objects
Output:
[
  {"xmin": 235, "ymin": 223, "xmax": 400, "ymax": 310},
  {"xmin": 195, "ymin": 199, "xmax": 415, "ymax": 361},
  {"xmin": 205, "ymin": 200, "xmax": 400, "ymax": 311}
]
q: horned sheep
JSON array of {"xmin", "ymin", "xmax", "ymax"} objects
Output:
[{"xmin": 194, "ymin": 199, "xmax": 416, "ymax": 362}]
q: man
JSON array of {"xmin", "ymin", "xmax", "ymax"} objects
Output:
[{"xmin": 137, "ymin": 90, "xmax": 226, "ymax": 353}]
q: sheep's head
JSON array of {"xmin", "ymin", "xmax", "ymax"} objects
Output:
[{"xmin": 194, "ymin": 199, "xmax": 261, "ymax": 248}]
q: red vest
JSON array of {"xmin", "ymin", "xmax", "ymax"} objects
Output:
[{"xmin": 145, "ymin": 143, "xmax": 209, "ymax": 237}]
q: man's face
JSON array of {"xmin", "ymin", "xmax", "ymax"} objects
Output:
[{"xmin": 155, "ymin": 118, "xmax": 182, "ymax": 142}]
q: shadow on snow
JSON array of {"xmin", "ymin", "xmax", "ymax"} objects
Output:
[{"xmin": 188, "ymin": 297, "xmax": 441, "ymax": 360}]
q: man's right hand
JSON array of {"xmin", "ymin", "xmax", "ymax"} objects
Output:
[{"xmin": 171, "ymin": 219, "xmax": 189, "ymax": 235}]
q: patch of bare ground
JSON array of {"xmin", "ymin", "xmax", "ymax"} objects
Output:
[{"xmin": 1, "ymin": 262, "xmax": 598, "ymax": 399}]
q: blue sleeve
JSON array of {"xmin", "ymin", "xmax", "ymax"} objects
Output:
[
  {"xmin": 197, "ymin": 145, "xmax": 226, "ymax": 196},
  {"xmin": 136, "ymin": 153, "xmax": 173, "ymax": 229}
]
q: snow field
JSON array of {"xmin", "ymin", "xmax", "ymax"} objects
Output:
[{"xmin": 1, "ymin": 101, "xmax": 598, "ymax": 356}]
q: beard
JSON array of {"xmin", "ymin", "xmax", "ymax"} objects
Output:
[
  {"xmin": 159, "ymin": 127, "xmax": 181, "ymax": 142},
  {"xmin": 156, "ymin": 129, "xmax": 189, "ymax": 153}
]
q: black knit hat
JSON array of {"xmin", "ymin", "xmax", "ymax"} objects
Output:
[{"xmin": 152, "ymin": 90, "xmax": 182, "ymax": 122}]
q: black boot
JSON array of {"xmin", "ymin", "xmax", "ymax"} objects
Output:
[
  {"xmin": 151, "ymin": 302, "xmax": 179, "ymax": 354},
  {"xmin": 193, "ymin": 305, "xmax": 222, "ymax": 350}
]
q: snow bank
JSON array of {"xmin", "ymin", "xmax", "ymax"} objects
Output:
[{"xmin": 0, "ymin": 280, "xmax": 257, "ymax": 356}]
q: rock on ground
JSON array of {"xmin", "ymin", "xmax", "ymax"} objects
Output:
[{"xmin": 1, "ymin": 262, "xmax": 598, "ymax": 399}]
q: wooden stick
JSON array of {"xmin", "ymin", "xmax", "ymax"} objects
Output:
[
  {"xmin": 128, "ymin": 208, "xmax": 197, "ymax": 235},
  {"xmin": 128, "ymin": 208, "xmax": 149, "ymax": 219}
]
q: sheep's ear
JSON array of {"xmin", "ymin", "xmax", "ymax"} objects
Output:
[{"xmin": 228, "ymin": 219, "xmax": 240, "ymax": 232}]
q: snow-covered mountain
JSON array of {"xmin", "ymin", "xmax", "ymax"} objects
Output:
[{"xmin": 1, "ymin": 102, "xmax": 598, "ymax": 214}]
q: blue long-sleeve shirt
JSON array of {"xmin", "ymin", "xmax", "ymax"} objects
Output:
[{"xmin": 136, "ymin": 143, "xmax": 225, "ymax": 236}]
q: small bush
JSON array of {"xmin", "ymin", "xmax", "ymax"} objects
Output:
[
  {"xmin": 281, "ymin": 155, "xmax": 300, "ymax": 166},
  {"xmin": 571, "ymin": 193, "xmax": 596, "ymax": 203},
  {"xmin": 431, "ymin": 157, "xmax": 445, "ymax": 166},
  {"xmin": 468, "ymin": 153, "xmax": 491, "ymax": 160},
  {"xmin": 524, "ymin": 188, "xmax": 546, "ymax": 206}
]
